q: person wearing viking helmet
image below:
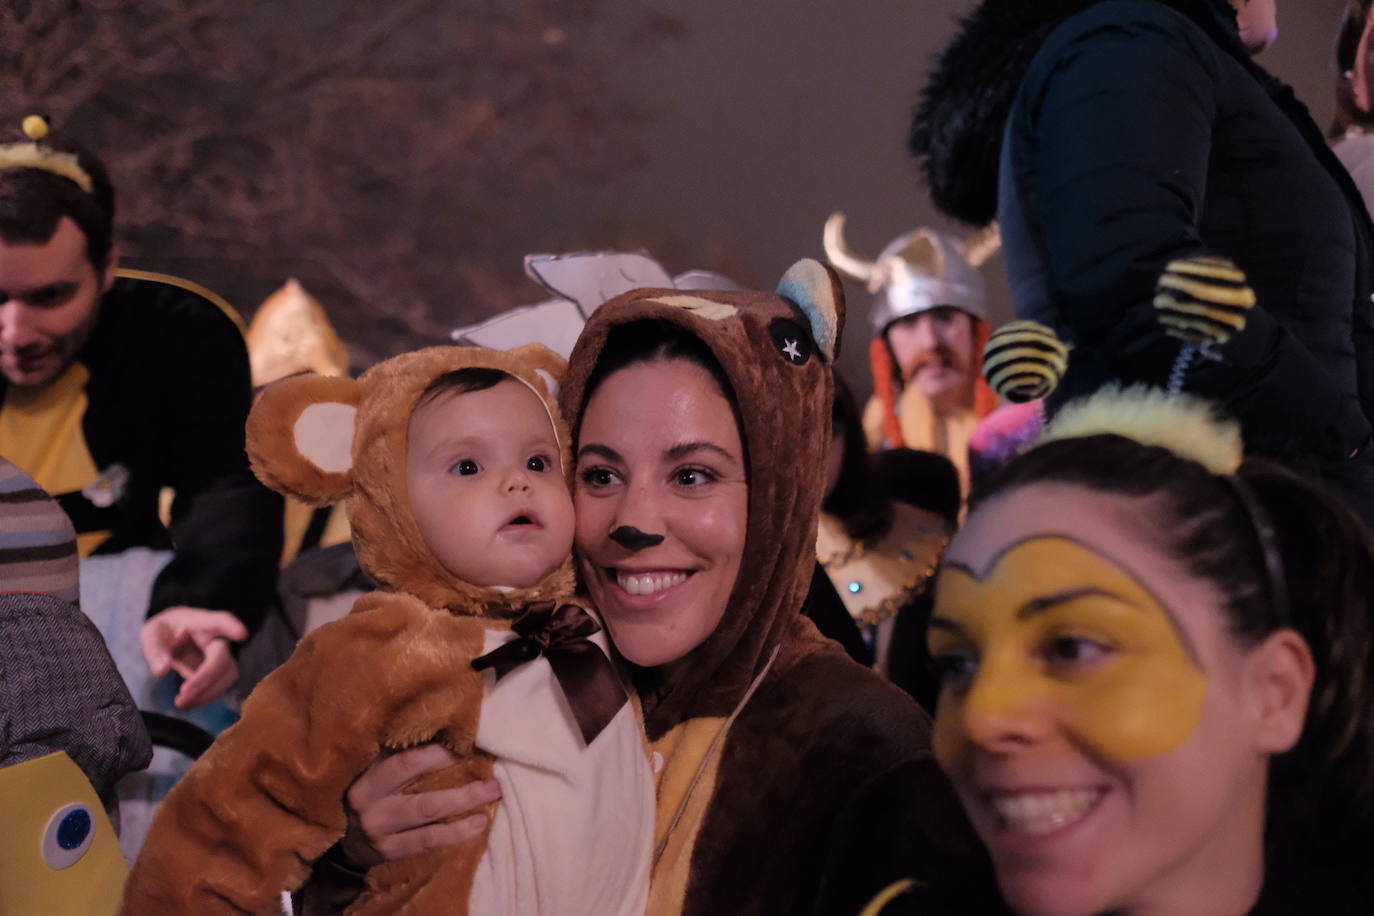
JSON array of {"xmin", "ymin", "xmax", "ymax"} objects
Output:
[{"xmin": 823, "ymin": 213, "xmax": 999, "ymax": 496}]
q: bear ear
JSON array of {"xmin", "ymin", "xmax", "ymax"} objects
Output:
[
  {"xmin": 508, "ymin": 342, "xmax": 569, "ymax": 400},
  {"xmin": 776, "ymin": 258, "xmax": 846, "ymax": 363},
  {"xmin": 246, "ymin": 374, "xmax": 361, "ymax": 506}
]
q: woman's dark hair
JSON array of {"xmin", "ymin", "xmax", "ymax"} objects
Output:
[
  {"xmin": 976, "ymin": 435, "xmax": 1374, "ymax": 870},
  {"xmin": 583, "ymin": 319, "xmax": 734, "ymax": 406},
  {"xmin": 823, "ymin": 373, "xmax": 893, "ymax": 541},
  {"xmin": 579, "ymin": 319, "xmax": 747, "ymax": 484},
  {"xmin": 0, "ymin": 129, "xmax": 116, "ymax": 272},
  {"xmin": 1334, "ymin": 0, "xmax": 1374, "ymax": 135}
]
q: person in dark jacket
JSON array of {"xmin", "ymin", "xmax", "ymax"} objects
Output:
[
  {"xmin": 911, "ymin": 0, "xmax": 1374, "ymax": 529},
  {"xmin": 0, "ymin": 118, "xmax": 282, "ymax": 711}
]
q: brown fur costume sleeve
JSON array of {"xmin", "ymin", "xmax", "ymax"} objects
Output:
[{"xmin": 120, "ymin": 594, "xmax": 494, "ymax": 913}]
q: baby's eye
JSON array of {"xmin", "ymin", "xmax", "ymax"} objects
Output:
[
  {"xmin": 527, "ymin": 455, "xmax": 549, "ymax": 473},
  {"xmin": 452, "ymin": 459, "xmax": 480, "ymax": 476}
]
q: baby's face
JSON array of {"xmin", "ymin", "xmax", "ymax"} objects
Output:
[{"xmin": 406, "ymin": 378, "xmax": 574, "ymax": 588}]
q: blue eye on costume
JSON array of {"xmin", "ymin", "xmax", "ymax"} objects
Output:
[{"xmin": 43, "ymin": 803, "xmax": 95, "ymax": 870}]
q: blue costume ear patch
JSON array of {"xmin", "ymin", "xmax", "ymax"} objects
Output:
[
  {"xmin": 770, "ymin": 318, "xmax": 813, "ymax": 366},
  {"xmin": 776, "ymin": 258, "xmax": 842, "ymax": 362}
]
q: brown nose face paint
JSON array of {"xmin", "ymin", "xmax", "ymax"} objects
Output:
[{"xmin": 928, "ymin": 537, "xmax": 1208, "ymax": 769}]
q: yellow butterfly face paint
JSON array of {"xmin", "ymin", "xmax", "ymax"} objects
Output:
[{"xmin": 929, "ymin": 537, "xmax": 1207, "ymax": 770}]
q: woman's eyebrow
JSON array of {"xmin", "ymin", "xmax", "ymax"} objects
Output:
[
  {"xmin": 928, "ymin": 617, "xmax": 964, "ymax": 635},
  {"xmin": 1016, "ymin": 587, "xmax": 1123, "ymax": 620},
  {"xmin": 666, "ymin": 441, "xmax": 737, "ymax": 463},
  {"xmin": 577, "ymin": 443, "xmax": 622, "ymax": 463}
]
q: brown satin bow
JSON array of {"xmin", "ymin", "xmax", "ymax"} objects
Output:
[{"xmin": 471, "ymin": 601, "xmax": 628, "ymax": 746}]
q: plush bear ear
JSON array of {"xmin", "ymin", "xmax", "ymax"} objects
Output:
[
  {"xmin": 508, "ymin": 342, "xmax": 569, "ymax": 400},
  {"xmin": 246, "ymin": 374, "xmax": 361, "ymax": 506},
  {"xmin": 776, "ymin": 258, "xmax": 846, "ymax": 363}
]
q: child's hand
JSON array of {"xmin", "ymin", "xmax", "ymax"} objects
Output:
[
  {"xmin": 140, "ymin": 606, "xmax": 248, "ymax": 709},
  {"xmin": 339, "ymin": 744, "xmax": 502, "ymax": 865}
]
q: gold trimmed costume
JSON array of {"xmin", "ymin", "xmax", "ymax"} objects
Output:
[{"xmin": 816, "ymin": 503, "xmax": 949, "ymax": 676}]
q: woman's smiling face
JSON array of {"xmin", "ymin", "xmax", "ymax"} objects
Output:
[
  {"xmin": 573, "ymin": 357, "xmax": 748, "ymax": 672},
  {"xmin": 928, "ymin": 482, "xmax": 1275, "ymax": 916}
]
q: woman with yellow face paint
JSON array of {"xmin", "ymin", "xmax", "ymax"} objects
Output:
[{"xmin": 866, "ymin": 387, "xmax": 1374, "ymax": 916}]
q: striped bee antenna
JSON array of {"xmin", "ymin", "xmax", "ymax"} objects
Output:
[
  {"xmin": 1154, "ymin": 254, "xmax": 1256, "ymax": 393},
  {"xmin": 983, "ymin": 320, "xmax": 1070, "ymax": 403},
  {"xmin": 1153, "ymin": 255, "xmax": 1257, "ymax": 345}
]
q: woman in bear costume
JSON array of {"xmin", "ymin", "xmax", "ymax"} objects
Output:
[
  {"xmin": 568, "ymin": 260, "xmax": 978, "ymax": 914},
  {"xmin": 315, "ymin": 261, "xmax": 977, "ymax": 914}
]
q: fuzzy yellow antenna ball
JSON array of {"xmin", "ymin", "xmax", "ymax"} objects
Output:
[
  {"xmin": 21, "ymin": 115, "xmax": 49, "ymax": 141},
  {"xmin": 1040, "ymin": 384, "xmax": 1243, "ymax": 475},
  {"xmin": 0, "ymin": 115, "xmax": 93, "ymax": 192}
]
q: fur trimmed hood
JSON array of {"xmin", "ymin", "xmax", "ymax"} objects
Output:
[
  {"xmin": 247, "ymin": 344, "xmax": 576, "ymax": 614},
  {"xmin": 909, "ymin": 0, "xmax": 1243, "ymax": 225},
  {"xmin": 560, "ymin": 261, "xmax": 845, "ymax": 740}
]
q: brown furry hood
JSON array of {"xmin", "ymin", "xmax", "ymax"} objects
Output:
[
  {"xmin": 560, "ymin": 260, "xmax": 845, "ymax": 739},
  {"xmin": 247, "ymin": 344, "xmax": 575, "ymax": 613}
]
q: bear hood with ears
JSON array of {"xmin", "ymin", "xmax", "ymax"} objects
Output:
[
  {"xmin": 247, "ymin": 344, "xmax": 576, "ymax": 613},
  {"xmin": 560, "ymin": 259, "xmax": 844, "ymax": 740}
]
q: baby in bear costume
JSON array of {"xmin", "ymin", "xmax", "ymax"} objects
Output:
[{"xmin": 122, "ymin": 344, "xmax": 654, "ymax": 915}]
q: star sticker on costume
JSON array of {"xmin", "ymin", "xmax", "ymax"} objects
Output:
[{"xmin": 767, "ymin": 317, "xmax": 812, "ymax": 366}]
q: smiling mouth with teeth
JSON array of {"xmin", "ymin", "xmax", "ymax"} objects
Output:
[
  {"xmin": 612, "ymin": 569, "xmax": 692, "ymax": 596},
  {"xmin": 989, "ymin": 788, "xmax": 1106, "ymax": 837}
]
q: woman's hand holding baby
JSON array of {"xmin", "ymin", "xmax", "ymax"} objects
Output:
[{"xmin": 340, "ymin": 744, "xmax": 501, "ymax": 865}]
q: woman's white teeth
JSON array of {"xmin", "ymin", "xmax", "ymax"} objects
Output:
[
  {"xmin": 991, "ymin": 789, "xmax": 1103, "ymax": 836},
  {"xmin": 616, "ymin": 570, "xmax": 688, "ymax": 595}
]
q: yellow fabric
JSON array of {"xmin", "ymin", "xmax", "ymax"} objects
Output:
[
  {"xmin": 279, "ymin": 500, "xmax": 352, "ymax": 567},
  {"xmin": 0, "ymin": 752, "xmax": 127, "ymax": 916},
  {"xmin": 858, "ymin": 879, "xmax": 920, "ymax": 916},
  {"xmin": 863, "ymin": 385, "xmax": 976, "ymax": 502},
  {"xmin": 929, "ymin": 537, "xmax": 1207, "ymax": 768},
  {"xmin": 1044, "ymin": 385, "xmax": 1243, "ymax": 476},
  {"xmin": 0, "ymin": 362, "xmax": 110, "ymax": 555},
  {"xmin": 646, "ymin": 716, "xmax": 729, "ymax": 916}
]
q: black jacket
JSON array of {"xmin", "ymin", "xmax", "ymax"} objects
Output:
[
  {"xmin": 915, "ymin": 0, "xmax": 1374, "ymax": 475},
  {"xmin": 0, "ymin": 275, "xmax": 283, "ymax": 629}
]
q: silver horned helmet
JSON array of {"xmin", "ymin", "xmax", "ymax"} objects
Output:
[{"xmin": 823, "ymin": 213, "xmax": 999, "ymax": 335}]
